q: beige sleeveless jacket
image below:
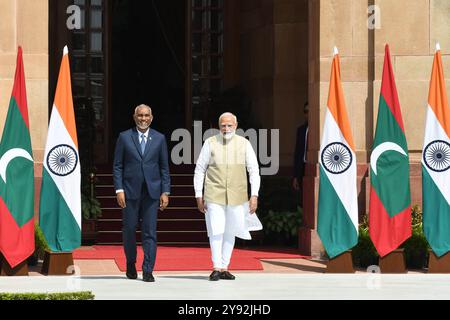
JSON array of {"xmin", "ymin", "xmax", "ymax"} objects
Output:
[{"xmin": 204, "ymin": 134, "xmax": 248, "ymax": 206}]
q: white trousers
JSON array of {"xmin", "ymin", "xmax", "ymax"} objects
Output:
[
  {"xmin": 209, "ymin": 232, "xmax": 235, "ymax": 270},
  {"xmin": 205, "ymin": 202, "xmax": 250, "ymax": 269}
]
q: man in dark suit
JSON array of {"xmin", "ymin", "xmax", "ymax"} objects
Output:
[
  {"xmin": 292, "ymin": 102, "xmax": 309, "ymax": 208},
  {"xmin": 113, "ymin": 104, "xmax": 170, "ymax": 282}
]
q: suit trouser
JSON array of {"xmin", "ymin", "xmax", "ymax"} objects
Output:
[{"xmin": 122, "ymin": 186, "xmax": 159, "ymax": 273}]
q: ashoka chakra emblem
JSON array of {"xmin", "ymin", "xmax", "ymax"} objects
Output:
[
  {"xmin": 423, "ymin": 140, "xmax": 450, "ymax": 172},
  {"xmin": 321, "ymin": 142, "xmax": 353, "ymax": 174},
  {"xmin": 47, "ymin": 144, "xmax": 78, "ymax": 176}
]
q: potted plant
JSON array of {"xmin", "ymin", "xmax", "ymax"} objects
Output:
[
  {"xmin": 81, "ymin": 193, "xmax": 102, "ymax": 245},
  {"xmin": 402, "ymin": 205, "xmax": 430, "ymax": 270},
  {"xmin": 260, "ymin": 207, "xmax": 302, "ymax": 247},
  {"xmin": 252, "ymin": 176, "xmax": 302, "ymax": 247},
  {"xmin": 352, "ymin": 215, "xmax": 379, "ymax": 268},
  {"xmin": 28, "ymin": 223, "xmax": 50, "ymax": 266},
  {"xmin": 352, "ymin": 206, "xmax": 430, "ymax": 270}
]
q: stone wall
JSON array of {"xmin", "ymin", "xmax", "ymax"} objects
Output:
[
  {"xmin": 0, "ymin": 0, "xmax": 48, "ymax": 169},
  {"xmin": 303, "ymin": 0, "xmax": 450, "ymax": 257},
  {"xmin": 240, "ymin": 0, "xmax": 276, "ymax": 131},
  {"xmin": 0, "ymin": 0, "xmax": 48, "ymax": 214},
  {"xmin": 240, "ymin": 0, "xmax": 309, "ymax": 168}
]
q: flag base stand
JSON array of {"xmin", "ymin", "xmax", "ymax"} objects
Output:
[
  {"xmin": 428, "ymin": 250, "xmax": 450, "ymax": 273},
  {"xmin": 41, "ymin": 251, "xmax": 75, "ymax": 276},
  {"xmin": 0, "ymin": 254, "xmax": 29, "ymax": 276},
  {"xmin": 325, "ymin": 251, "xmax": 355, "ymax": 273},
  {"xmin": 379, "ymin": 249, "xmax": 407, "ymax": 273}
]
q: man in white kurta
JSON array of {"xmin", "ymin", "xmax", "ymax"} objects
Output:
[{"xmin": 194, "ymin": 113, "xmax": 261, "ymax": 281}]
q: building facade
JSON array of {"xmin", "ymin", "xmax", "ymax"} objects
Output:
[{"xmin": 0, "ymin": 0, "xmax": 449, "ymax": 256}]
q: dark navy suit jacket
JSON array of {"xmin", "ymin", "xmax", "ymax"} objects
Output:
[
  {"xmin": 113, "ymin": 127, "xmax": 170, "ymax": 200},
  {"xmin": 293, "ymin": 122, "xmax": 308, "ymax": 181}
]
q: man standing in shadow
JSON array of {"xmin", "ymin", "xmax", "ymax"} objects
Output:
[
  {"xmin": 292, "ymin": 102, "xmax": 309, "ymax": 208},
  {"xmin": 113, "ymin": 104, "xmax": 170, "ymax": 282}
]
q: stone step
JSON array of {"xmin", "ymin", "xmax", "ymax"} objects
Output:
[
  {"xmin": 95, "ymin": 185, "xmax": 194, "ymax": 197},
  {"xmin": 97, "ymin": 219, "xmax": 206, "ymax": 232},
  {"xmin": 96, "ymin": 230, "xmax": 208, "ymax": 244},
  {"xmin": 95, "ymin": 173, "xmax": 194, "ymax": 186},
  {"xmin": 90, "ymin": 164, "xmax": 201, "ymax": 244},
  {"xmin": 97, "ymin": 195, "xmax": 197, "ymax": 207},
  {"xmin": 100, "ymin": 207, "xmax": 202, "ymax": 220}
]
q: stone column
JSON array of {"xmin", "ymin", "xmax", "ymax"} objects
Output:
[
  {"xmin": 240, "ymin": 0, "xmax": 309, "ymax": 168},
  {"xmin": 0, "ymin": 0, "xmax": 49, "ymax": 215},
  {"xmin": 272, "ymin": 0, "xmax": 309, "ymax": 167},
  {"xmin": 240, "ymin": 0, "xmax": 276, "ymax": 130},
  {"xmin": 302, "ymin": 0, "xmax": 377, "ymax": 257},
  {"xmin": 373, "ymin": 0, "xmax": 450, "ymax": 208}
]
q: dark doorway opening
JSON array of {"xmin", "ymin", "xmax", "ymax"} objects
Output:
[{"xmin": 111, "ymin": 0, "xmax": 186, "ymax": 144}]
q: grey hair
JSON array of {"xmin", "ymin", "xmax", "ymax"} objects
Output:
[
  {"xmin": 218, "ymin": 112, "xmax": 237, "ymax": 125},
  {"xmin": 134, "ymin": 104, "xmax": 152, "ymax": 115}
]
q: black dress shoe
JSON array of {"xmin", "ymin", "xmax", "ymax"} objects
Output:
[
  {"xmin": 209, "ymin": 270, "xmax": 221, "ymax": 281},
  {"xmin": 143, "ymin": 272, "xmax": 155, "ymax": 282},
  {"xmin": 126, "ymin": 263, "xmax": 137, "ymax": 279},
  {"xmin": 220, "ymin": 271, "xmax": 236, "ymax": 280}
]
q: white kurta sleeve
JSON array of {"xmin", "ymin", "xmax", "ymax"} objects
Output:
[
  {"xmin": 245, "ymin": 140, "xmax": 260, "ymax": 197},
  {"xmin": 193, "ymin": 140, "xmax": 211, "ymax": 198}
]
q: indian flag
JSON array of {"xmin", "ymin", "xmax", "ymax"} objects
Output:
[
  {"xmin": 39, "ymin": 46, "xmax": 81, "ymax": 252},
  {"xmin": 318, "ymin": 47, "xmax": 358, "ymax": 258},
  {"xmin": 422, "ymin": 43, "xmax": 450, "ymax": 257}
]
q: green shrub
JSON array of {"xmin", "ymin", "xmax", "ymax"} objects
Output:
[
  {"xmin": 352, "ymin": 215, "xmax": 378, "ymax": 268},
  {"xmin": 254, "ymin": 175, "xmax": 302, "ymax": 247},
  {"xmin": 403, "ymin": 232, "xmax": 429, "ymax": 269},
  {"xmin": 0, "ymin": 292, "xmax": 95, "ymax": 300},
  {"xmin": 82, "ymin": 193, "xmax": 102, "ymax": 219},
  {"xmin": 352, "ymin": 206, "xmax": 431, "ymax": 269},
  {"xmin": 258, "ymin": 176, "xmax": 300, "ymax": 218},
  {"xmin": 35, "ymin": 223, "xmax": 50, "ymax": 260},
  {"xmin": 28, "ymin": 223, "xmax": 51, "ymax": 266},
  {"xmin": 261, "ymin": 208, "xmax": 302, "ymax": 246},
  {"xmin": 402, "ymin": 205, "xmax": 430, "ymax": 269}
]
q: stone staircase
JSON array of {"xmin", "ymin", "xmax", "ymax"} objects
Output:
[{"xmin": 93, "ymin": 165, "xmax": 208, "ymax": 245}]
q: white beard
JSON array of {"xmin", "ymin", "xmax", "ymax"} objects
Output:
[{"xmin": 222, "ymin": 131, "xmax": 235, "ymax": 140}]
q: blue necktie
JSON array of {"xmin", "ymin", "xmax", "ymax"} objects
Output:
[{"xmin": 140, "ymin": 134, "xmax": 146, "ymax": 154}]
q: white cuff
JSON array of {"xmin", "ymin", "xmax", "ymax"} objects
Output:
[
  {"xmin": 116, "ymin": 189, "xmax": 124, "ymax": 194},
  {"xmin": 195, "ymin": 192, "xmax": 203, "ymax": 198}
]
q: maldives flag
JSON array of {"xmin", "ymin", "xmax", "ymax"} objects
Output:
[
  {"xmin": 318, "ymin": 47, "xmax": 358, "ymax": 258},
  {"xmin": 422, "ymin": 44, "xmax": 450, "ymax": 257},
  {"xmin": 369, "ymin": 44, "xmax": 411, "ymax": 257},
  {"xmin": 0, "ymin": 47, "xmax": 35, "ymax": 268},
  {"xmin": 40, "ymin": 46, "xmax": 81, "ymax": 252}
]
